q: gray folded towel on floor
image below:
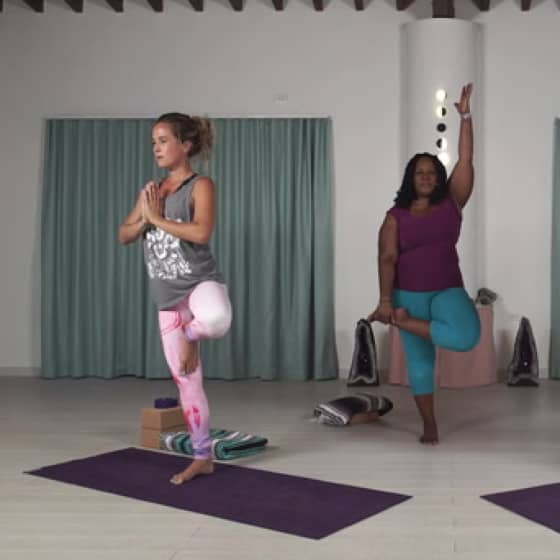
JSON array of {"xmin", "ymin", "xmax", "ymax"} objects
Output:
[{"xmin": 313, "ymin": 393, "xmax": 393, "ymax": 426}]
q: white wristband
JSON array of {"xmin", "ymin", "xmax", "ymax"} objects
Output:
[{"xmin": 461, "ymin": 112, "xmax": 472, "ymax": 120}]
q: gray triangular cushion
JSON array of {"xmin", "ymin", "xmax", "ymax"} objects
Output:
[
  {"xmin": 347, "ymin": 318, "xmax": 380, "ymax": 387},
  {"xmin": 507, "ymin": 317, "xmax": 539, "ymax": 387}
]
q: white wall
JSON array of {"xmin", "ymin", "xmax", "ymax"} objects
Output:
[
  {"xmin": 0, "ymin": 0, "xmax": 559, "ymax": 376},
  {"xmin": 480, "ymin": 1, "xmax": 560, "ymax": 375}
]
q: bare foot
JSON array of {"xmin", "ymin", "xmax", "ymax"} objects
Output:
[
  {"xmin": 419, "ymin": 421, "xmax": 439, "ymax": 445},
  {"xmin": 180, "ymin": 339, "xmax": 200, "ymax": 376},
  {"xmin": 170, "ymin": 459, "xmax": 214, "ymax": 485},
  {"xmin": 392, "ymin": 307, "xmax": 410, "ymax": 327}
]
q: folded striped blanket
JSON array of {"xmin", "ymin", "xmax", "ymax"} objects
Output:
[
  {"xmin": 313, "ymin": 393, "xmax": 393, "ymax": 426},
  {"xmin": 160, "ymin": 429, "xmax": 268, "ymax": 460}
]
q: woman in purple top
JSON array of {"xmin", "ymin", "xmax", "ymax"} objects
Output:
[{"xmin": 369, "ymin": 84, "xmax": 480, "ymax": 444}]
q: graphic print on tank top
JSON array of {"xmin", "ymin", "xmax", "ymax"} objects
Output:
[{"xmin": 145, "ymin": 219, "xmax": 193, "ymax": 280}]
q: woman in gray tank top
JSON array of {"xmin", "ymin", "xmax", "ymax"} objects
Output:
[{"xmin": 119, "ymin": 113, "xmax": 232, "ymax": 484}]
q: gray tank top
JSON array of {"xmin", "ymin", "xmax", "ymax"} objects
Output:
[{"xmin": 143, "ymin": 174, "xmax": 224, "ymax": 310}]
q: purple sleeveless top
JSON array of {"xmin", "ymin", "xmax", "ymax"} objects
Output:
[{"xmin": 388, "ymin": 196, "xmax": 464, "ymax": 292}]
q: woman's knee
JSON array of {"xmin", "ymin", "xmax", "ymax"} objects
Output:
[
  {"xmin": 410, "ymin": 368, "xmax": 435, "ymax": 395},
  {"xmin": 187, "ymin": 282, "xmax": 232, "ymax": 338},
  {"xmin": 453, "ymin": 322, "xmax": 481, "ymax": 352},
  {"xmin": 206, "ymin": 307, "xmax": 232, "ymax": 337},
  {"xmin": 431, "ymin": 290, "xmax": 481, "ymax": 352},
  {"xmin": 407, "ymin": 355, "xmax": 435, "ymax": 395},
  {"xmin": 192, "ymin": 305, "xmax": 232, "ymax": 339},
  {"xmin": 435, "ymin": 318, "xmax": 481, "ymax": 352}
]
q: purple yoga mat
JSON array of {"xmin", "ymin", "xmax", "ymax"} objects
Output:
[
  {"xmin": 26, "ymin": 447, "xmax": 411, "ymax": 539},
  {"xmin": 482, "ymin": 483, "xmax": 560, "ymax": 533}
]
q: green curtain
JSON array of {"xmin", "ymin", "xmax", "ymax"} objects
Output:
[
  {"xmin": 41, "ymin": 118, "xmax": 337, "ymax": 380},
  {"xmin": 550, "ymin": 118, "xmax": 560, "ymax": 379}
]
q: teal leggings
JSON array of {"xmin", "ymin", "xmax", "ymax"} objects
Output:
[{"xmin": 393, "ymin": 287, "xmax": 481, "ymax": 396}]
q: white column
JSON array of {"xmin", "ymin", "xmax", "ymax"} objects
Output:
[{"xmin": 401, "ymin": 19, "xmax": 483, "ymax": 297}]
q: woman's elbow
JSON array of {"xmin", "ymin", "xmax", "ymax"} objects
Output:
[
  {"xmin": 194, "ymin": 224, "xmax": 213, "ymax": 245},
  {"xmin": 118, "ymin": 227, "xmax": 132, "ymax": 245},
  {"xmin": 379, "ymin": 253, "xmax": 398, "ymax": 266},
  {"xmin": 197, "ymin": 232, "xmax": 212, "ymax": 244},
  {"xmin": 182, "ymin": 231, "xmax": 211, "ymax": 245}
]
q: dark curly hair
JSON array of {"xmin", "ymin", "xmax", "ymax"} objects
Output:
[{"xmin": 393, "ymin": 153, "xmax": 449, "ymax": 209}]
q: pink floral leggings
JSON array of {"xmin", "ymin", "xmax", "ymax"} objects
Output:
[{"xmin": 158, "ymin": 281, "xmax": 232, "ymax": 459}]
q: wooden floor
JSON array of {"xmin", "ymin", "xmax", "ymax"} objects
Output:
[{"xmin": 1, "ymin": 376, "xmax": 559, "ymax": 559}]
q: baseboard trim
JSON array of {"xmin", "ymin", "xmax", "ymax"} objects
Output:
[
  {"xmin": 339, "ymin": 368, "xmax": 390, "ymax": 382},
  {"xmin": 0, "ymin": 367, "xmax": 41, "ymax": 377},
  {"xmin": 0, "ymin": 367, "xmax": 551, "ymax": 381},
  {"xmin": 340, "ymin": 368, "xmax": 549, "ymax": 384}
]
